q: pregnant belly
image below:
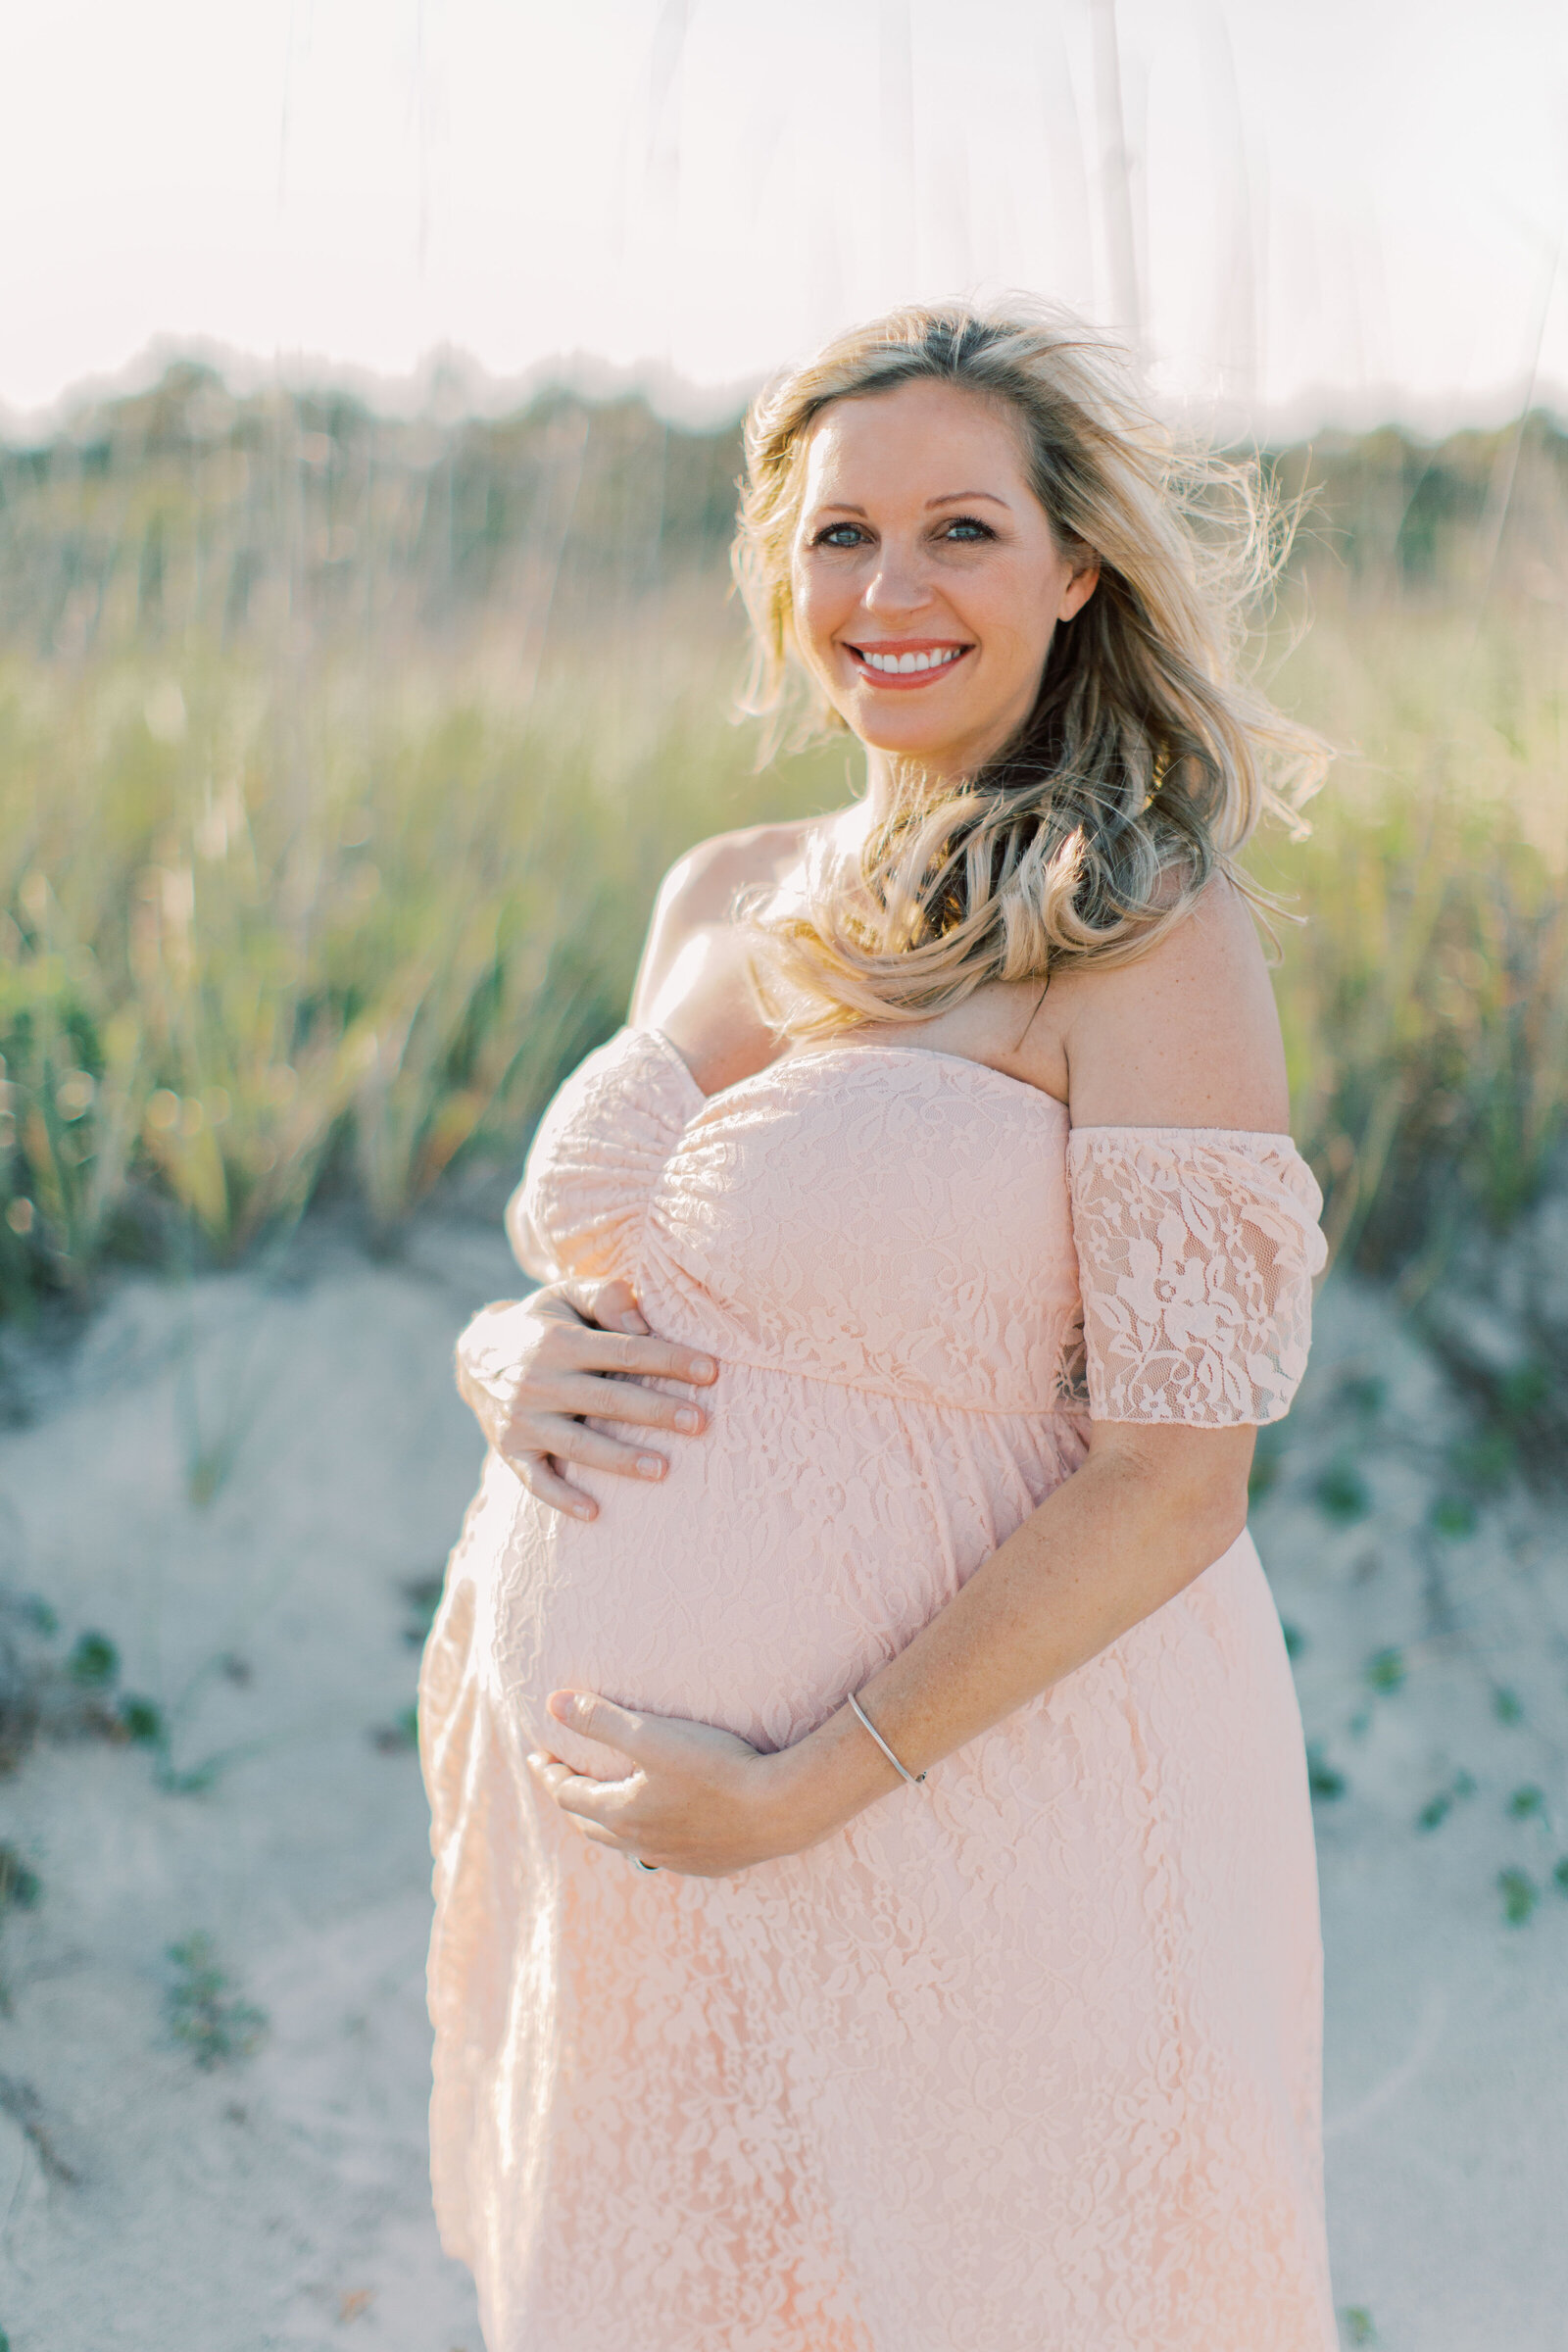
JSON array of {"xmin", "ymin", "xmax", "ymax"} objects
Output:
[{"xmin": 465, "ymin": 1357, "xmax": 1086, "ymax": 1773}]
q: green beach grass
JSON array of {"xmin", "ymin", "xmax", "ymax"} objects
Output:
[{"xmin": 1, "ymin": 371, "xmax": 1565, "ymax": 1316}]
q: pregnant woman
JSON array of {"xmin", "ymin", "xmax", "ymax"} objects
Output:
[{"xmin": 421, "ymin": 302, "xmax": 1336, "ymax": 2352}]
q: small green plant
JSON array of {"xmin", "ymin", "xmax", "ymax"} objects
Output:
[
  {"xmin": 1364, "ymin": 1647, "xmax": 1405, "ymax": 1694},
  {"xmin": 1248, "ymin": 1425, "xmax": 1288, "ymax": 1503},
  {"xmin": 1416, "ymin": 1768, "xmax": 1476, "ymax": 1832},
  {"xmin": 372, "ymin": 1581, "xmax": 444, "ymax": 1752},
  {"xmin": 1507, "ymin": 1785, "xmax": 1546, "ymax": 1820},
  {"xmin": 1247, "ymin": 1456, "xmax": 1280, "ymax": 1503},
  {"xmin": 66, "ymin": 1629, "xmax": 119, "ymax": 1687},
  {"xmin": 1315, "ymin": 1459, "xmax": 1371, "ymax": 1523},
  {"xmin": 1498, "ymin": 1868, "xmax": 1539, "ymax": 1927},
  {"xmin": 1447, "ymin": 1430, "xmax": 1516, "ymax": 1494},
  {"xmin": 151, "ymin": 1732, "xmax": 282, "ymax": 1796},
  {"xmin": 1340, "ymin": 2309, "xmax": 1377, "ymax": 2347},
  {"xmin": 138, "ymin": 1690, "xmax": 282, "ymax": 1795},
  {"xmin": 118, "ymin": 1694, "xmax": 164, "ymax": 1743},
  {"xmin": 1307, "ymin": 1743, "xmax": 1347, "ymax": 1801},
  {"xmin": 0, "ymin": 1844, "xmax": 41, "ymax": 1911},
  {"xmin": 401, "ymin": 1574, "xmax": 446, "ymax": 1647},
  {"xmin": 372, "ymin": 1701, "xmax": 420, "ymax": 1754},
  {"xmin": 165, "ymin": 1934, "xmax": 268, "ymax": 2068},
  {"xmin": 1496, "ymin": 1362, "xmax": 1550, "ymax": 1419}
]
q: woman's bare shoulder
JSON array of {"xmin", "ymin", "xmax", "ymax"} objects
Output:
[
  {"xmin": 654, "ymin": 816, "xmax": 821, "ymax": 928},
  {"xmin": 628, "ymin": 815, "xmax": 824, "ymax": 1036},
  {"xmin": 1057, "ymin": 877, "xmax": 1290, "ymax": 1132}
]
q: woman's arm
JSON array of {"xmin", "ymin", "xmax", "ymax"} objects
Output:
[
  {"xmin": 777, "ymin": 1417, "xmax": 1251, "ymax": 1815},
  {"xmin": 530, "ymin": 881, "xmax": 1298, "ymax": 1872},
  {"xmin": 538, "ymin": 1415, "xmax": 1250, "ymax": 1870}
]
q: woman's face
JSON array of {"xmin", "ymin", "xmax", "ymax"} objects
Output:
[{"xmin": 789, "ymin": 377, "xmax": 1098, "ymax": 781}]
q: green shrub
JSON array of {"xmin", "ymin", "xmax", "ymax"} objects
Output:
[
  {"xmin": 3, "ymin": 385, "xmax": 1565, "ymax": 1311},
  {"xmin": 1498, "ymin": 1868, "xmax": 1539, "ymax": 1926},
  {"xmin": 66, "ymin": 1630, "xmax": 119, "ymax": 1688},
  {"xmin": 165, "ymin": 1934, "xmax": 268, "ymax": 2067}
]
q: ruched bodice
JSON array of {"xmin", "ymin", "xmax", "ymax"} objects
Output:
[
  {"xmin": 421, "ymin": 1024, "xmax": 1337, "ymax": 2352},
  {"xmin": 516, "ymin": 1025, "xmax": 1323, "ymax": 1421},
  {"xmin": 518, "ymin": 1029, "xmax": 1086, "ymax": 1411}
]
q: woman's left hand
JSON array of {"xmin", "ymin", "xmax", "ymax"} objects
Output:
[{"xmin": 528, "ymin": 1690, "xmax": 820, "ymax": 1878}]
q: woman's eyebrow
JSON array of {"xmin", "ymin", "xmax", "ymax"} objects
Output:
[{"xmin": 810, "ymin": 490, "xmax": 1012, "ymax": 517}]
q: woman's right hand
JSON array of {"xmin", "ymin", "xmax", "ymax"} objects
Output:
[{"xmin": 454, "ymin": 1280, "xmax": 717, "ymax": 1522}]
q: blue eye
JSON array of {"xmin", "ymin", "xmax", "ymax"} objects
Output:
[
  {"xmin": 941, "ymin": 516, "xmax": 994, "ymax": 542},
  {"xmin": 813, "ymin": 522, "xmax": 866, "ymax": 549}
]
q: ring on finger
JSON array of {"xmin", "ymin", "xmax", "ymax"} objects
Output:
[{"xmin": 633, "ymin": 1857, "xmax": 660, "ymax": 1873}]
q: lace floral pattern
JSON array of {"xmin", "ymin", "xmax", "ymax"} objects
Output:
[
  {"xmin": 421, "ymin": 1031, "xmax": 1337, "ymax": 2352},
  {"xmin": 510, "ymin": 1027, "xmax": 699, "ymax": 1284},
  {"xmin": 1068, "ymin": 1127, "xmax": 1327, "ymax": 1426}
]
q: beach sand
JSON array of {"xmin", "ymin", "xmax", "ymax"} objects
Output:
[{"xmin": 0, "ymin": 1220, "xmax": 1563, "ymax": 2350}]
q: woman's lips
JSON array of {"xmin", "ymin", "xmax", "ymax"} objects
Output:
[{"xmin": 846, "ymin": 642, "xmax": 973, "ymax": 690}]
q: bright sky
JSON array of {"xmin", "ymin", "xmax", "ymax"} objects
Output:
[{"xmin": 4, "ymin": 0, "xmax": 1566, "ymax": 431}]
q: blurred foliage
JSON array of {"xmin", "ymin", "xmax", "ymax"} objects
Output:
[
  {"xmin": 0, "ymin": 637, "xmax": 842, "ymax": 1304},
  {"xmin": 0, "ymin": 361, "xmax": 743, "ymax": 662},
  {"xmin": 1258, "ymin": 586, "xmax": 1568, "ymax": 1276},
  {"xmin": 1497, "ymin": 1867, "xmax": 1540, "ymax": 1927},
  {"xmin": 0, "ymin": 362, "xmax": 1565, "ymax": 1312},
  {"xmin": 164, "ymin": 1933, "xmax": 268, "ymax": 2068}
]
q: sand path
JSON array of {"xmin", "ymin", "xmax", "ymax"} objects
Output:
[{"xmin": 0, "ymin": 1224, "xmax": 1562, "ymax": 2349}]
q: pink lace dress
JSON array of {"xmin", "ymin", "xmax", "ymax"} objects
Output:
[{"xmin": 419, "ymin": 1029, "xmax": 1336, "ymax": 2352}]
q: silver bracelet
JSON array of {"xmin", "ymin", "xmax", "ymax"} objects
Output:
[{"xmin": 847, "ymin": 1690, "xmax": 926, "ymax": 1786}]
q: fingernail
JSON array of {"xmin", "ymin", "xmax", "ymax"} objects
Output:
[
  {"xmin": 674, "ymin": 1407, "xmax": 701, "ymax": 1434},
  {"xmin": 637, "ymin": 1454, "xmax": 664, "ymax": 1479},
  {"xmin": 691, "ymin": 1355, "xmax": 716, "ymax": 1380},
  {"xmin": 620, "ymin": 1313, "xmax": 647, "ymax": 1335},
  {"xmin": 572, "ymin": 1502, "xmax": 594, "ymax": 1520}
]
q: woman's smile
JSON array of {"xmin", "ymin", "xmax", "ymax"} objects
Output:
[{"xmin": 843, "ymin": 637, "xmax": 973, "ymax": 689}]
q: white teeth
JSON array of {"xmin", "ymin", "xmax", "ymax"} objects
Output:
[{"xmin": 860, "ymin": 646, "xmax": 963, "ymax": 674}]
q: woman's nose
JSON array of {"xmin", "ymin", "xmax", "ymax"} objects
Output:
[{"xmin": 861, "ymin": 542, "xmax": 932, "ymax": 617}]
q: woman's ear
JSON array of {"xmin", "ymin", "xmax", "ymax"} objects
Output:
[{"xmin": 1058, "ymin": 557, "xmax": 1100, "ymax": 623}]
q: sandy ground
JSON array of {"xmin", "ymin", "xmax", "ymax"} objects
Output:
[{"xmin": 0, "ymin": 1217, "xmax": 1563, "ymax": 2351}]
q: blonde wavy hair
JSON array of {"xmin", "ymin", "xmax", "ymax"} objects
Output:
[{"xmin": 733, "ymin": 297, "xmax": 1326, "ymax": 1036}]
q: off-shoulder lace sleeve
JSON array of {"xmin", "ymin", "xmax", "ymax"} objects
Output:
[{"xmin": 1066, "ymin": 1127, "xmax": 1327, "ymax": 1426}]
